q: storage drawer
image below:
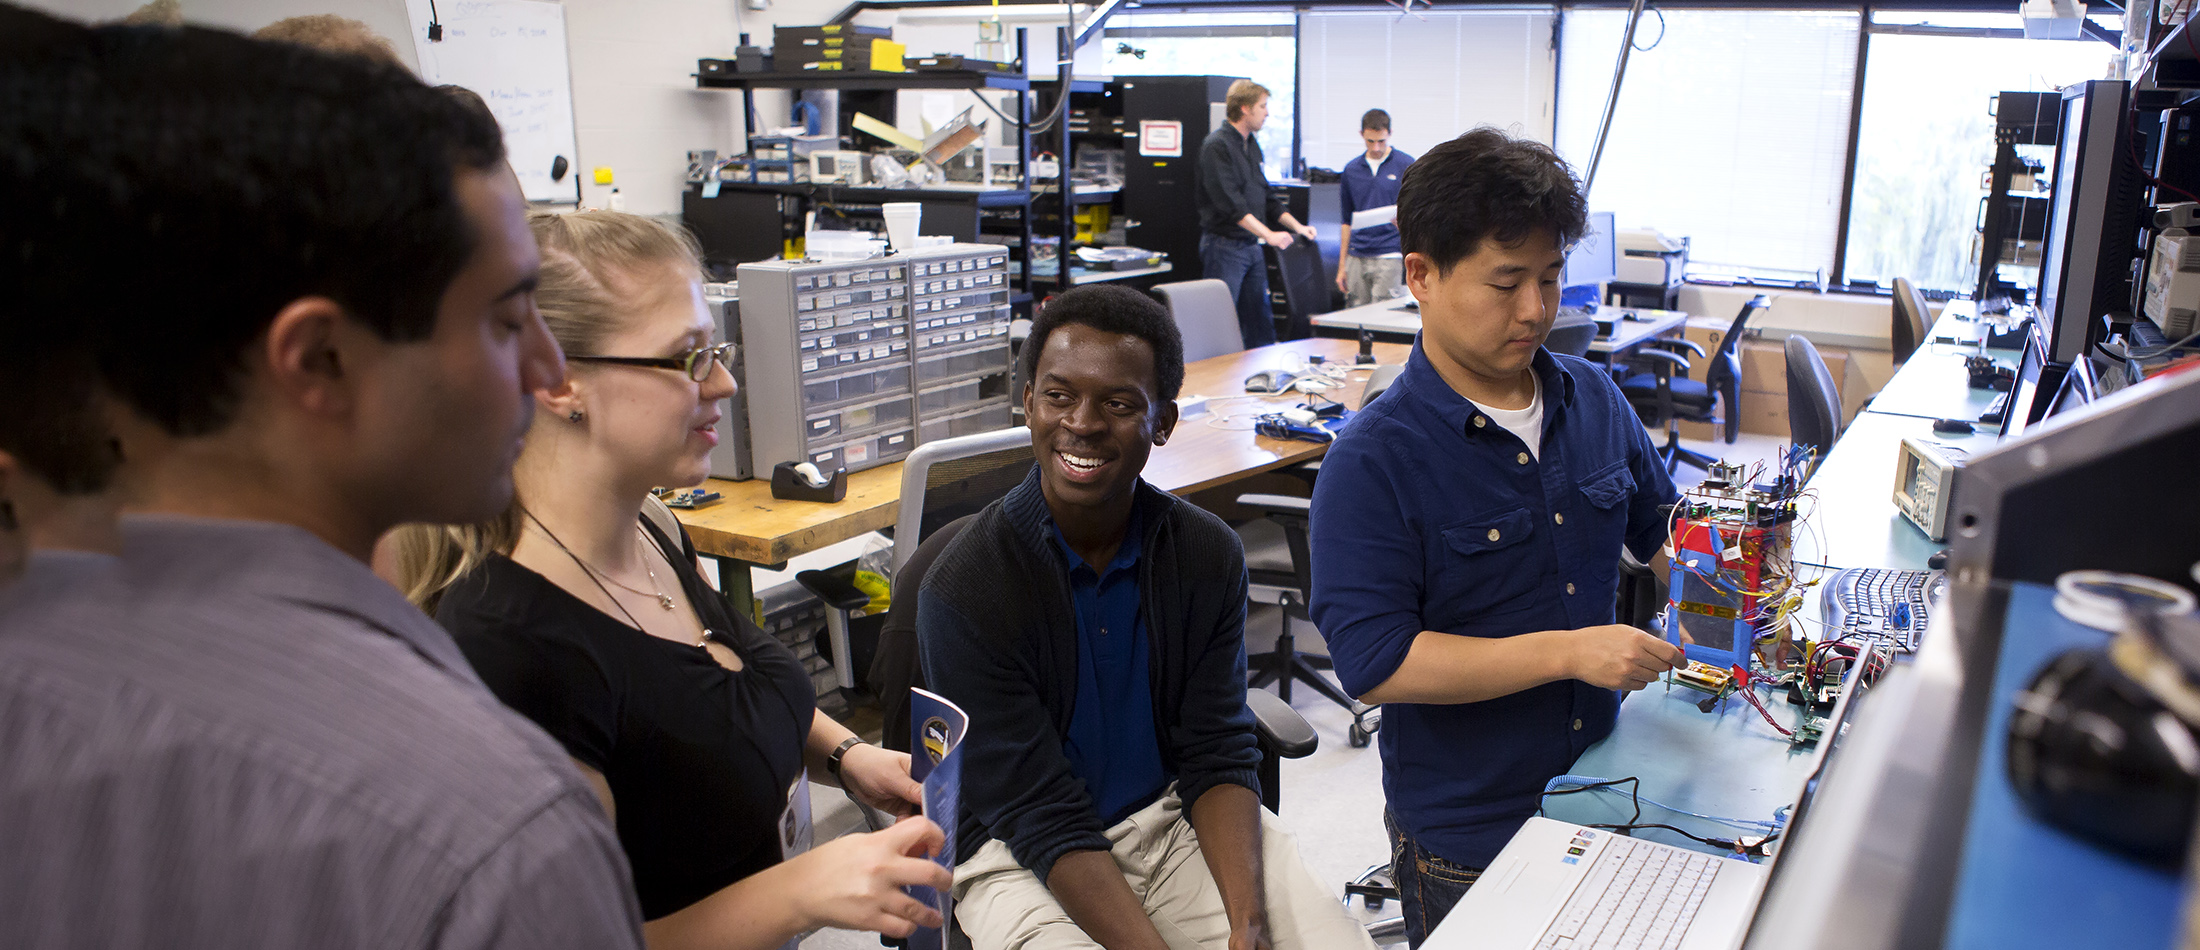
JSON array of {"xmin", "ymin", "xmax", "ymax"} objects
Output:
[
  {"xmin": 803, "ymin": 364, "xmax": 911, "ymax": 406},
  {"xmin": 918, "ymin": 402, "xmax": 1013, "ymax": 442},
  {"xmin": 838, "ymin": 428, "xmax": 915, "ymax": 472},
  {"xmin": 917, "ymin": 344, "xmax": 1011, "ymax": 382},
  {"xmin": 805, "ymin": 397, "xmax": 912, "ymax": 441}
]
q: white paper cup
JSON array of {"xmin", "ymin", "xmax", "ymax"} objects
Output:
[{"xmin": 882, "ymin": 201, "xmax": 922, "ymax": 251}]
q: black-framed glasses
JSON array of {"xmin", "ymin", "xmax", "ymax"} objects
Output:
[{"xmin": 569, "ymin": 342, "xmax": 736, "ymax": 382}]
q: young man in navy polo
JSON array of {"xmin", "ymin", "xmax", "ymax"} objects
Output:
[
  {"xmin": 1335, "ymin": 108, "xmax": 1414, "ymax": 308},
  {"xmin": 1308, "ymin": 128, "xmax": 1682, "ymax": 947}
]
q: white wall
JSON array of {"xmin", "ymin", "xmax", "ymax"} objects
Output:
[{"xmin": 22, "ymin": 0, "xmax": 847, "ymax": 216}]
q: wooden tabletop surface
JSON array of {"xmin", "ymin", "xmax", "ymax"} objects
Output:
[{"xmin": 675, "ymin": 336, "xmax": 1413, "ymax": 566}]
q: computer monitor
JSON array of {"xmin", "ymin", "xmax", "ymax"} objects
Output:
[
  {"xmin": 2034, "ymin": 80, "xmax": 2147, "ymax": 365},
  {"xmin": 1998, "ymin": 322, "xmax": 2051, "ymax": 438},
  {"xmin": 1563, "ymin": 211, "xmax": 1617, "ymax": 293},
  {"xmin": 1742, "ymin": 366, "xmax": 2200, "ymax": 950},
  {"xmin": 2044, "ymin": 354, "xmax": 2100, "ymax": 419}
]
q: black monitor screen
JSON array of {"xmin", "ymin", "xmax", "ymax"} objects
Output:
[
  {"xmin": 2000, "ymin": 324, "xmax": 2049, "ymax": 438},
  {"xmin": 1564, "ymin": 211, "xmax": 1617, "ymax": 290},
  {"xmin": 2033, "ymin": 80, "xmax": 2141, "ymax": 365}
]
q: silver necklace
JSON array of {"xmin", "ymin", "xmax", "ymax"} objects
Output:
[{"xmin": 525, "ymin": 510, "xmax": 706, "ymax": 647}]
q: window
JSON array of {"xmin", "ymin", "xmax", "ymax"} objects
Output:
[
  {"xmin": 1299, "ymin": 9, "xmax": 1557, "ymax": 173},
  {"xmin": 1556, "ymin": 9, "xmax": 1861, "ymax": 283},
  {"xmin": 1843, "ymin": 11, "xmax": 2119, "ymax": 294},
  {"xmin": 1103, "ymin": 13, "xmax": 1298, "ymax": 179}
]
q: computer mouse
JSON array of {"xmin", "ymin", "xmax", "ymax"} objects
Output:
[
  {"xmin": 1932, "ymin": 417, "xmax": 1976, "ymax": 435},
  {"xmin": 1244, "ymin": 370, "xmax": 1295, "ymax": 394}
]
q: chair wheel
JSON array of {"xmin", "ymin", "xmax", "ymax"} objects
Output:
[{"xmin": 1349, "ymin": 723, "xmax": 1370, "ymax": 748}]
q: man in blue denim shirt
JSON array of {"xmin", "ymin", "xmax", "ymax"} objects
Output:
[{"xmin": 1308, "ymin": 128, "xmax": 1682, "ymax": 947}]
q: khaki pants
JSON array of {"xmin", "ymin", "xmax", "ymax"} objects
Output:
[
  {"xmin": 1342, "ymin": 256, "xmax": 1405, "ymax": 309},
  {"xmin": 953, "ymin": 788, "xmax": 1377, "ymax": 950}
]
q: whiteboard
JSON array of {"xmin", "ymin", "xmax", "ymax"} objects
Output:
[{"xmin": 405, "ymin": 0, "xmax": 581, "ymax": 203}]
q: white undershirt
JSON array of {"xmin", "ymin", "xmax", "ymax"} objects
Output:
[
  {"xmin": 1473, "ymin": 373, "xmax": 1544, "ymax": 460},
  {"xmin": 1365, "ymin": 151, "xmax": 1386, "ymax": 179}
]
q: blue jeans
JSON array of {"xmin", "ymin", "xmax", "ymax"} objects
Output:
[
  {"xmin": 1199, "ymin": 231, "xmax": 1276, "ymax": 348},
  {"xmin": 1385, "ymin": 809, "xmax": 1484, "ymax": 948}
]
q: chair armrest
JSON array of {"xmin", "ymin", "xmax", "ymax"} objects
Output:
[
  {"xmin": 796, "ymin": 570, "xmax": 871, "ymax": 612},
  {"xmin": 1630, "ymin": 349, "xmax": 1692, "ymax": 373},
  {"xmin": 1642, "ymin": 338, "xmax": 1707, "ymax": 359},
  {"xmin": 1235, "ymin": 493, "xmax": 1311, "ymax": 519},
  {"xmin": 1247, "ymin": 688, "xmax": 1318, "ymax": 759}
]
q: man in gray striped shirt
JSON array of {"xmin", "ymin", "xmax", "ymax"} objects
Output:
[{"xmin": 0, "ymin": 13, "xmax": 643, "ymax": 948}]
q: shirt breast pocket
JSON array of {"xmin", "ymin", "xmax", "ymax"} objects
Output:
[
  {"xmin": 1577, "ymin": 463, "xmax": 1637, "ymax": 545},
  {"xmin": 1433, "ymin": 507, "xmax": 1539, "ymax": 616}
]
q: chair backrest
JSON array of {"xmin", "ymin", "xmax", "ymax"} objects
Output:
[
  {"xmin": 1891, "ymin": 276, "xmax": 1930, "ymax": 363},
  {"xmin": 1705, "ymin": 294, "xmax": 1771, "ymax": 392},
  {"xmin": 1360, "ymin": 363, "xmax": 1406, "ymax": 408},
  {"xmin": 1152, "ymin": 278, "xmax": 1246, "ymax": 363},
  {"xmin": 892, "ymin": 426, "xmax": 1036, "ymax": 575},
  {"xmin": 1546, "ymin": 311, "xmax": 1598, "ymax": 358},
  {"xmin": 1263, "ymin": 238, "xmax": 1328, "ymax": 341},
  {"xmin": 1783, "ymin": 334, "xmax": 1842, "ymax": 459}
]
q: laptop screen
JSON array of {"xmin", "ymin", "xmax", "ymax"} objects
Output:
[{"xmin": 1729, "ymin": 638, "xmax": 1894, "ymax": 938}]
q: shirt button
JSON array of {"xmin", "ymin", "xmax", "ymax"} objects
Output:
[
  {"xmin": 1099, "ymin": 627, "xmax": 1109, "ymax": 637},
  {"xmin": 1472, "ymin": 416, "xmax": 1487, "ymax": 428},
  {"xmin": 1573, "ymin": 718, "xmax": 1584, "ymax": 731},
  {"xmin": 1554, "ymin": 513, "xmax": 1565, "ymax": 525},
  {"xmin": 1487, "ymin": 528, "xmax": 1501, "ymax": 542},
  {"xmin": 1566, "ymin": 583, "xmax": 1577, "ymax": 595},
  {"xmin": 1517, "ymin": 452, "xmax": 1530, "ymax": 465}
]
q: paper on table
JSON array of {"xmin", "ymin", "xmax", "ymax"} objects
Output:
[{"xmin": 1350, "ymin": 205, "xmax": 1397, "ymax": 229}]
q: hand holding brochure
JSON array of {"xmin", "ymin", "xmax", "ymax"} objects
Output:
[{"xmin": 905, "ymin": 688, "xmax": 967, "ymax": 950}]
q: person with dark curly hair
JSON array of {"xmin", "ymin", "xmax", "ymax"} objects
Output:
[
  {"xmin": 919, "ymin": 285, "xmax": 1375, "ymax": 950},
  {"xmin": 1308, "ymin": 128, "xmax": 1682, "ymax": 946}
]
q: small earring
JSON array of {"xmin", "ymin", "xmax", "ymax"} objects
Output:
[{"xmin": 568, "ymin": 410, "xmax": 584, "ymax": 423}]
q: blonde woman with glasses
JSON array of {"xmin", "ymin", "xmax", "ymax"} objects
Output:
[{"xmin": 393, "ymin": 210, "xmax": 950, "ymax": 949}]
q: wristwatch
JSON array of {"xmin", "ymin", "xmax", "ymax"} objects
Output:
[{"xmin": 826, "ymin": 736, "xmax": 867, "ymax": 782}]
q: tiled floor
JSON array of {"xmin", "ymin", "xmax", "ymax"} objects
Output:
[{"xmin": 798, "ymin": 426, "xmax": 1791, "ymax": 949}]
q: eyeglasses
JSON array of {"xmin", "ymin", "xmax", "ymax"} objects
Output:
[{"xmin": 569, "ymin": 342, "xmax": 736, "ymax": 383}]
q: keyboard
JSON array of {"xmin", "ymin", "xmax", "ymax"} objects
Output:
[
  {"xmin": 1822, "ymin": 567, "xmax": 1945, "ymax": 652},
  {"xmin": 1536, "ymin": 836, "xmax": 1721, "ymax": 950}
]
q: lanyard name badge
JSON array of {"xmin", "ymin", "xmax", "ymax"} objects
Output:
[{"xmin": 777, "ymin": 770, "xmax": 814, "ymax": 950}]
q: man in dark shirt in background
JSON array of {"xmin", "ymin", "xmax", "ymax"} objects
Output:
[
  {"xmin": 0, "ymin": 11, "xmax": 642, "ymax": 948},
  {"xmin": 1195, "ymin": 79, "xmax": 1318, "ymax": 348},
  {"xmin": 1308, "ymin": 128, "xmax": 1682, "ymax": 947}
]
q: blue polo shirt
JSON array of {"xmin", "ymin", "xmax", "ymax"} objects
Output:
[
  {"xmin": 1308, "ymin": 342, "xmax": 1676, "ymax": 868},
  {"xmin": 1339, "ymin": 148, "xmax": 1414, "ymax": 258},
  {"xmin": 1051, "ymin": 509, "xmax": 1169, "ymax": 828}
]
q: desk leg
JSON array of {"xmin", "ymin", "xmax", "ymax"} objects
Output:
[{"xmin": 710, "ymin": 554, "xmax": 764, "ymax": 626}]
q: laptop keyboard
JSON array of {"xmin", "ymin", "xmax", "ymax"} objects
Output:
[{"xmin": 1535, "ymin": 836, "xmax": 1720, "ymax": 950}]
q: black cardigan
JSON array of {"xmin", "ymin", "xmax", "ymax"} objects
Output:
[{"xmin": 914, "ymin": 469, "xmax": 1261, "ymax": 883}]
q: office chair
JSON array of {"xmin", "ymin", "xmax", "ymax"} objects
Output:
[
  {"xmin": 1618, "ymin": 294, "xmax": 1770, "ymax": 474},
  {"xmin": 1360, "ymin": 363, "xmax": 1405, "ymax": 406},
  {"xmin": 1263, "ymin": 236, "xmax": 1329, "ymax": 341},
  {"xmin": 800, "ymin": 427, "xmax": 1036, "ymax": 699},
  {"xmin": 1546, "ymin": 310, "xmax": 1599, "ymax": 358},
  {"xmin": 1784, "ymin": 334, "xmax": 1842, "ymax": 480},
  {"xmin": 798, "ymin": 428, "xmax": 1321, "ymax": 812},
  {"xmin": 1891, "ymin": 276, "xmax": 1930, "ymax": 364},
  {"xmin": 1152, "ymin": 278, "xmax": 1247, "ymax": 363}
]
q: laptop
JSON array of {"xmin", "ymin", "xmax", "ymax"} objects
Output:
[{"xmin": 1424, "ymin": 641, "xmax": 1891, "ymax": 950}]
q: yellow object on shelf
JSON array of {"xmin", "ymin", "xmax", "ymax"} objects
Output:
[
  {"xmin": 592, "ymin": 166, "xmax": 615, "ymax": 185},
  {"xmin": 870, "ymin": 39, "xmax": 906, "ymax": 72}
]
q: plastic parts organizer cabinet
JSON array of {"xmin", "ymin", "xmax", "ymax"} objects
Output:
[{"xmin": 737, "ymin": 243, "xmax": 1013, "ymax": 477}]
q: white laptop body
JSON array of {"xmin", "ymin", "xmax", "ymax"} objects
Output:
[{"xmin": 1421, "ymin": 816, "xmax": 1768, "ymax": 950}]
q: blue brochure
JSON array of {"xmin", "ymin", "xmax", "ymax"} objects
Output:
[{"xmin": 906, "ymin": 687, "xmax": 967, "ymax": 950}]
